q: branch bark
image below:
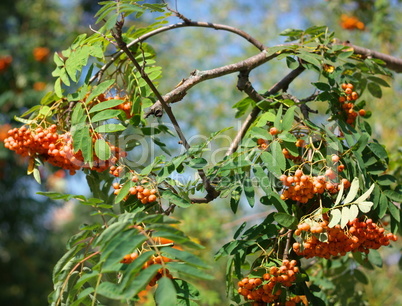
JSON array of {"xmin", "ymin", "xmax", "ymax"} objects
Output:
[
  {"xmin": 89, "ymin": 20, "xmax": 266, "ymax": 84},
  {"xmin": 144, "ymin": 50, "xmax": 278, "ymax": 117},
  {"xmin": 335, "ymin": 40, "xmax": 402, "ymax": 73}
]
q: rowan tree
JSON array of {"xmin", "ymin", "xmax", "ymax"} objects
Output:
[{"xmin": 2, "ymin": 1, "xmax": 402, "ymax": 305}]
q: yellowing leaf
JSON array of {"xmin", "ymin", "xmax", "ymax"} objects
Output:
[
  {"xmin": 328, "ymin": 208, "xmax": 341, "ymax": 228},
  {"xmin": 27, "ymin": 156, "xmax": 35, "ymax": 175},
  {"xmin": 355, "ymin": 183, "xmax": 375, "ymax": 204},
  {"xmin": 358, "ymin": 201, "xmax": 374, "ymax": 213},
  {"xmin": 343, "ymin": 177, "xmax": 359, "ymax": 204},
  {"xmin": 340, "ymin": 206, "xmax": 350, "ymax": 228}
]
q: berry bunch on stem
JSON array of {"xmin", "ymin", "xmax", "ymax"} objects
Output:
[{"xmin": 293, "ymin": 217, "xmax": 397, "ymax": 259}]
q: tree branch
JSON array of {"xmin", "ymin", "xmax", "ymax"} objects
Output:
[
  {"xmin": 112, "ymin": 20, "xmax": 219, "ymax": 205},
  {"xmin": 144, "ymin": 50, "xmax": 277, "ymax": 117},
  {"xmin": 89, "ymin": 20, "xmax": 266, "ymax": 84},
  {"xmin": 225, "ymin": 65, "xmax": 305, "ymax": 156},
  {"xmin": 336, "ymin": 40, "xmax": 402, "ymax": 73}
]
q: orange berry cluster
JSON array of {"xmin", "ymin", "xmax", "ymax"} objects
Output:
[
  {"xmin": 109, "ymin": 165, "xmax": 124, "ymax": 177},
  {"xmin": 33, "ymin": 47, "xmax": 50, "ymax": 62},
  {"xmin": 121, "ymin": 237, "xmax": 176, "ymax": 287},
  {"xmin": 112, "ymin": 177, "xmax": 158, "ymax": 204},
  {"xmin": 340, "ymin": 14, "xmax": 365, "ymax": 31},
  {"xmin": 257, "ymin": 138, "xmax": 268, "ymax": 150},
  {"xmin": 293, "ymin": 218, "xmax": 398, "ymax": 259},
  {"xmin": 237, "ymin": 260, "xmax": 300, "ymax": 304},
  {"xmin": 4, "ymin": 125, "xmax": 125, "ymax": 175},
  {"xmin": 338, "ymin": 83, "xmax": 366, "ymax": 125},
  {"xmin": 279, "ymin": 170, "xmax": 350, "ymax": 203},
  {"xmin": 0, "ymin": 55, "xmax": 12, "ymax": 72},
  {"xmin": 120, "ymin": 252, "xmax": 173, "ymax": 286}
]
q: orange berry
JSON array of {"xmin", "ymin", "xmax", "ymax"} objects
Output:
[
  {"xmin": 269, "ymin": 127, "xmax": 280, "ymax": 136},
  {"xmin": 296, "ymin": 139, "xmax": 305, "ymax": 147},
  {"xmin": 331, "ymin": 155, "xmax": 340, "ymax": 163},
  {"xmin": 148, "ymin": 194, "xmax": 157, "ymax": 202},
  {"xmin": 358, "ymin": 109, "xmax": 366, "ymax": 116}
]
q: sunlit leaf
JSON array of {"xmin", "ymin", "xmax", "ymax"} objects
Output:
[
  {"xmin": 328, "ymin": 209, "xmax": 341, "ymax": 228},
  {"xmin": 343, "ymin": 177, "xmax": 359, "ymax": 204}
]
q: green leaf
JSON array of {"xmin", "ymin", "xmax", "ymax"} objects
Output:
[
  {"xmin": 388, "ymin": 202, "xmax": 400, "ymax": 222},
  {"xmin": 281, "ymin": 106, "xmax": 296, "ymax": 131},
  {"xmin": 115, "ymin": 181, "xmax": 134, "ymax": 204},
  {"xmin": 94, "ymin": 138, "xmax": 111, "ymax": 160},
  {"xmin": 368, "ymin": 249, "xmax": 383, "ymax": 267},
  {"xmin": 297, "ymin": 51, "xmax": 321, "ymax": 67},
  {"xmin": 52, "ymin": 244, "xmax": 81, "ymax": 283},
  {"xmin": 188, "ymin": 158, "xmax": 207, "ymax": 169},
  {"xmin": 353, "ymin": 269, "xmax": 369, "ymax": 284},
  {"xmin": 271, "ymin": 141, "xmax": 286, "ymax": 171},
  {"xmin": 256, "ymin": 111, "xmax": 276, "ymax": 126},
  {"xmin": 367, "ymin": 82, "xmax": 382, "ymax": 98},
  {"xmin": 343, "ymin": 177, "xmax": 359, "ymax": 204},
  {"xmin": 86, "ymin": 79, "xmax": 115, "ymax": 103},
  {"xmin": 89, "ymin": 99, "xmax": 124, "ymax": 113},
  {"xmin": 378, "ymin": 193, "xmax": 388, "ymax": 218},
  {"xmin": 155, "ymin": 277, "xmax": 177, "ymax": 306},
  {"xmin": 173, "ymin": 279, "xmax": 200, "ymax": 301},
  {"xmin": 273, "ymin": 212, "xmax": 297, "ymax": 229},
  {"xmin": 312, "ymin": 82, "xmax": 331, "ymax": 91},
  {"xmin": 261, "ymin": 152, "xmax": 282, "ymax": 178},
  {"xmin": 95, "ymin": 123, "xmax": 126, "ymax": 133},
  {"xmin": 71, "ymin": 103, "xmax": 86, "ymax": 125},
  {"xmin": 338, "ymin": 50, "xmax": 354, "ymax": 59},
  {"xmin": 368, "ymin": 143, "xmax": 388, "ymax": 160},
  {"xmin": 160, "ymin": 247, "xmax": 207, "ymax": 268},
  {"xmin": 253, "ymin": 165, "xmax": 271, "ymax": 195},
  {"xmin": 355, "ymin": 183, "xmax": 375, "ymax": 203},
  {"xmin": 71, "ymin": 124, "xmax": 92, "ymax": 163},
  {"xmin": 91, "ymin": 109, "xmax": 122, "ymax": 122},
  {"xmin": 162, "ymin": 190, "xmax": 191, "ymax": 208},
  {"xmin": 286, "ymin": 56, "xmax": 299, "ymax": 69},
  {"xmin": 54, "ymin": 78, "xmax": 63, "ymax": 97},
  {"xmin": 166, "ymin": 262, "xmax": 213, "ymax": 280},
  {"xmin": 249, "ymin": 126, "xmax": 272, "ymax": 140},
  {"xmin": 274, "ymin": 104, "xmax": 283, "ymax": 130},
  {"xmin": 328, "ymin": 209, "xmax": 341, "ymax": 228},
  {"xmin": 244, "ymin": 173, "xmax": 255, "ymax": 207},
  {"xmin": 384, "ymin": 189, "xmax": 402, "ymax": 202},
  {"xmin": 261, "ymin": 193, "xmax": 290, "ymax": 213},
  {"xmin": 367, "ymin": 76, "xmax": 390, "ymax": 87}
]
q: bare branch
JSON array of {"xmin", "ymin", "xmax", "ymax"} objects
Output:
[
  {"xmin": 226, "ymin": 65, "xmax": 305, "ymax": 156},
  {"xmin": 282, "ymin": 230, "xmax": 294, "ymax": 260},
  {"xmin": 145, "ymin": 50, "xmax": 278, "ymax": 117},
  {"xmin": 335, "ymin": 40, "xmax": 402, "ymax": 73},
  {"xmin": 89, "ymin": 20, "xmax": 266, "ymax": 84}
]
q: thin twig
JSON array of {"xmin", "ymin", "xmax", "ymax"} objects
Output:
[
  {"xmin": 89, "ymin": 20, "xmax": 267, "ymax": 84},
  {"xmin": 282, "ymin": 230, "xmax": 294, "ymax": 260},
  {"xmin": 111, "ymin": 20, "xmax": 219, "ymax": 204}
]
